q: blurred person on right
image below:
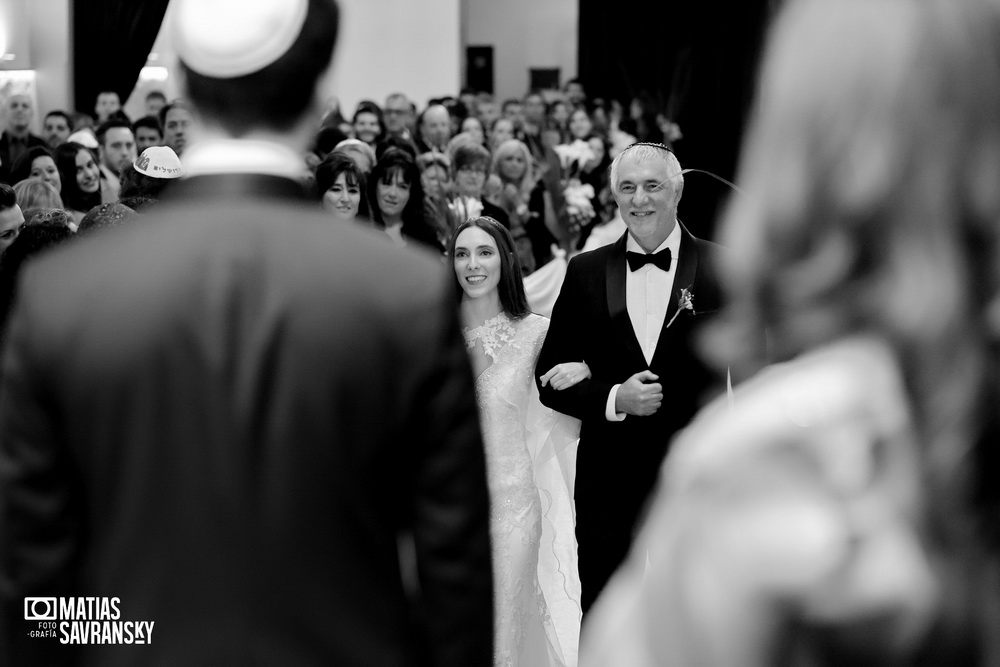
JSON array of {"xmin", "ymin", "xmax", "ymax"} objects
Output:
[{"xmin": 580, "ymin": 0, "xmax": 1000, "ymax": 665}]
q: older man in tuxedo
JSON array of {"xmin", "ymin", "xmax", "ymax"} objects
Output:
[
  {"xmin": 536, "ymin": 142, "xmax": 724, "ymax": 613},
  {"xmin": 0, "ymin": 1, "xmax": 493, "ymax": 665}
]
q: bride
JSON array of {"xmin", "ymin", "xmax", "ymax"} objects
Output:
[{"xmin": 448, "ymin": 216, "xmax": 584, "ymax": 667}]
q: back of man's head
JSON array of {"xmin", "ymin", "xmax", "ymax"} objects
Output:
[
  {"xmin": 0, "ymin": 183, "xmax": 17, "ymax": 211},
  {"xmin": 174, "ymin": 0, "xmax": 340, "ymax": 137}
]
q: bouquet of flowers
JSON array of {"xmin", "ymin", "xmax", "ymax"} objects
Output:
[{"xmin": 553, "ymin": 139, "xmax": 598, "ymax": 230}]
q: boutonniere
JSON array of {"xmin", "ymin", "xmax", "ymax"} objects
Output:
[{"xmin": 665, "ymin": 286, "xmax": 695, "ymax": 328}]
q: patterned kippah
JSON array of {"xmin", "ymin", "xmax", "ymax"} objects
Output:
[{"xmin": 134, "ymin": 146, "xmax": 183, "ymax": 179}]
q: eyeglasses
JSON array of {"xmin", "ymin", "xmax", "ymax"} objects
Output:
[{"xmin": 458, "ymin": 165, "xmax": 487, "ymax": 175}]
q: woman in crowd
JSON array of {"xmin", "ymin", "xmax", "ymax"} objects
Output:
[
  {"xmin": 12, "ymin": 178, "xmax": 63, "ymax": 213},
  {"xmin": 547, "ymin": 100, "xmax": 572, "ymax": 145},
  {"xmin": 491, "ymin": 138, "xmax": 559, "ymax": 274},
  {"xmin": 460, "ymin": 116, "xmax": 487, "ymax": 147},
  {"xmin": 451, "ymin": 143, "xmax": 509, "ymax": 232},
  {"xmin": 575, "ymin": 133, "xmax": 614, "ymax": 248},
  {"xmin": 567, "ymin": 108, "xmax": 593, "ymax": 142},
  {"xmin": 351, "ymin": 100, "xmax": 385, "ymax": 150},
  {"xmin": 315, "ymin": 151, "xmax": 370, "ymax": 225},
  {"xmin": 331, "ymin": 138, "xmax": 376, "ymax": 176},
  {"xmin": 489, "ymin": 117, "xmax": 517, "ymax": 153},
  {"xmin": 417, "ymin": 151, "xmax": 455, "ymax": 244},
  {"xmin": 581, "ymin": 0, "xmax": 1000, "ymax": 664},
  {"xmin": 618, "ymin": 92, "xmax": 663, "ymax": 145},
  {"xmin": 449, "ymin": 216, "xmax": 583, "ymax": 667},
  {"xmin": 367, "ymin": 147, "xmax": 441, "ymax": 252},
  {"xmin": 54, "ymin": 141, "xmax": 102, "ymax": 224},
  {"xmin": 9, "ymin": 146, "xmax": 61, "ymax": 193}
]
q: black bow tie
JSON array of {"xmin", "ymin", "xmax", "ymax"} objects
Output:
[{"xmin": 626, "ymin": 248, "xmax": 672, "ymax": 272}]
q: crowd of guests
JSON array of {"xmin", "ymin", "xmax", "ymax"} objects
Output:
[
  {"xmin": 0, "ymin": 80, "xmax": 683, "ymax": 318},
  {"xmin": 302, "ymin": 81, "xmax": 655, "ymax": 273}
]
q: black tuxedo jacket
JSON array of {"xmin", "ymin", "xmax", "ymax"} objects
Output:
[
  {"xmin": 535, "ymin": 224, "xmax": 724, "ymax": 536},
  {"xmin": 0, "ymin": 174, "xmax": 493, "ymax": 666}
]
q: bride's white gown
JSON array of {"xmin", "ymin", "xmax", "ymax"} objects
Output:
[{"xmin": 464, "ymin": 312, "xmax": 582, "ymax": 667}]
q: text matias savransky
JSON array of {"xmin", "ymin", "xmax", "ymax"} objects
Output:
[{"xmin": 24, "ymin": 596, "xmax": 154, "ymax": 645}]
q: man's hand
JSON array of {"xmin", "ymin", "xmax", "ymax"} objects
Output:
[{"xmin": 615, "ymin": 371, "xmax": 662, "ymax": 416}]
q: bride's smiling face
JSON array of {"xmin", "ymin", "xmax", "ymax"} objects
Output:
[{"xmin": 453, "ymin": 226, "xmax": 502, "ymax": 300}]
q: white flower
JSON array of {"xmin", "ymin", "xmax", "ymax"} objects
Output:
[
  {"xmin": 448, "ymin": 196, "xmax": 484, "ymax": 224},
  {"xmin": 554, "ymin": 139, "xmax": 597, "ymax": 172},
  {"xmin": 665, "ymin": 287, "xmax": 696, "ymax": 328}
]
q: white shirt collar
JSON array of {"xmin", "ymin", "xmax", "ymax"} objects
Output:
[
  {"xmin": 625, "ymin": 219, "xmax": 682, "ymax": 256},
  {"xmin": 181, "ymin": 139, "xmax": 307, "ymax": 180}
]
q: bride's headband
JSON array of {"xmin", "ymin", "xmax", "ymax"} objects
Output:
[{"xmin": 622, "ymin": 141, "xmax": 674, "ymax": 153}]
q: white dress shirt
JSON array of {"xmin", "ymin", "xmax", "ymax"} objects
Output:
[{"xmin": 605, "ymin": 222, "xmax": 682, "ymax": 421}]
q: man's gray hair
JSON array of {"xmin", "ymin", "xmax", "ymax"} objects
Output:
[{"xmin": 609, "ymin": 144, "xmax": 683, "ymax": 194}]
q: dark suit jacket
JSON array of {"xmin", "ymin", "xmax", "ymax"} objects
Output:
[
  {"xmin": 0, "ymin": 132, "xmax": 47, "ymax": 184},
  {"xmin": 535, "ymin": 224, "xmax": 724, "ymax": 536},
  {"xmin": 0, "ymin": 174, "xmax": 493, "ymax": 666}
]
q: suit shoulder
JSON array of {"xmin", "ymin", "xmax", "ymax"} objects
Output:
[{"xmin": 567, "ymin": 243, "xmax": 615, "ymax": 272}]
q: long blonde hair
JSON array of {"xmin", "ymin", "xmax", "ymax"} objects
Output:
[{"xmin": 491, "ymin": 139, "xmax": 538, "ymax": 203}]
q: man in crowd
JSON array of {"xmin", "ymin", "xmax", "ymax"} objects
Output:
[
  {"xmin": 145, "ymin": 90, "xmax": 167, "ymax": 118},
  {"xmin": 42, "ymin": 110, "xmax": 72, "ymax": 150},
  {"xmin": 0, "ymin": 0, "xmax": 493, "ymax": 665},
  {"xmin": 383, "ymin": 92, "xmax": 418, "ymax": 154},
  {"xmin": 521, "ymin": 89, "xmax": 553, "ymax": 165},
  {"xmin": 159, "ymin": 100, "xmax": 192, "ymax": 156},
  {"xmin": 564, "ymin": 78, "xmax": 588, "ymax": 110},
  {"xmin": 94, "ymin": 90, "xmax": 125, "ymax": 124},
  {"xmin": 415, "ymin": 103, "xmax": 451, "ymax": 154},
  {"xmin": 132, "ymin": 115, "xmax": 163, "ymax": 154},
  {"xmin": 536, "ymin": 143, "xmax": 724, "ymax": 615},
  {"xmin": 502, "ymin": 97, "xmax": 525, "ymax": 126},
  {"xmin": 476, "ymin": 94, "xmax": 500, "ymax": 132},
  {"xmin": 96, "ymin": 117, "xmax": 137, "ymax": 202},
  {"xmin": 0, "ymin": 94, "xmax": 46, "ymax": 184}
]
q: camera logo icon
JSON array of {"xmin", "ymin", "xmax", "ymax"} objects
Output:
[{"xmin": 24, "ymin": 597, "xmax": 57, "ymax": 621}]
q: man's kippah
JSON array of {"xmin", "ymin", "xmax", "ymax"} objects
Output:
[
  {"xmin": 134, "ymin": 146, "xmax": 183, "ymax": 179},
  {"xmin": 172, "ymin": 0, "xmax": 308, "ymax": 78},
  {"xmin": 67, "ymin": 130, "xmax": 99, "ymax": 149}
]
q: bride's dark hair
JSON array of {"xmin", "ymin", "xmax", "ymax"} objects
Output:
[{"xmin": 447, "ymin": 216, "xmax": 530, "ymax": 319}]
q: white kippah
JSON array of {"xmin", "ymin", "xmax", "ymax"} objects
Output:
[
  {"xmin": 134, "ymin": 146, "xmax": 184, "ymax": 179},
  {"xmin": 172, "ymin": 0, "xmax": 309, "ymax": 79},
  {"xmin": 67, "ymin": 130, "xmax": 99, "ymax": 149}
]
